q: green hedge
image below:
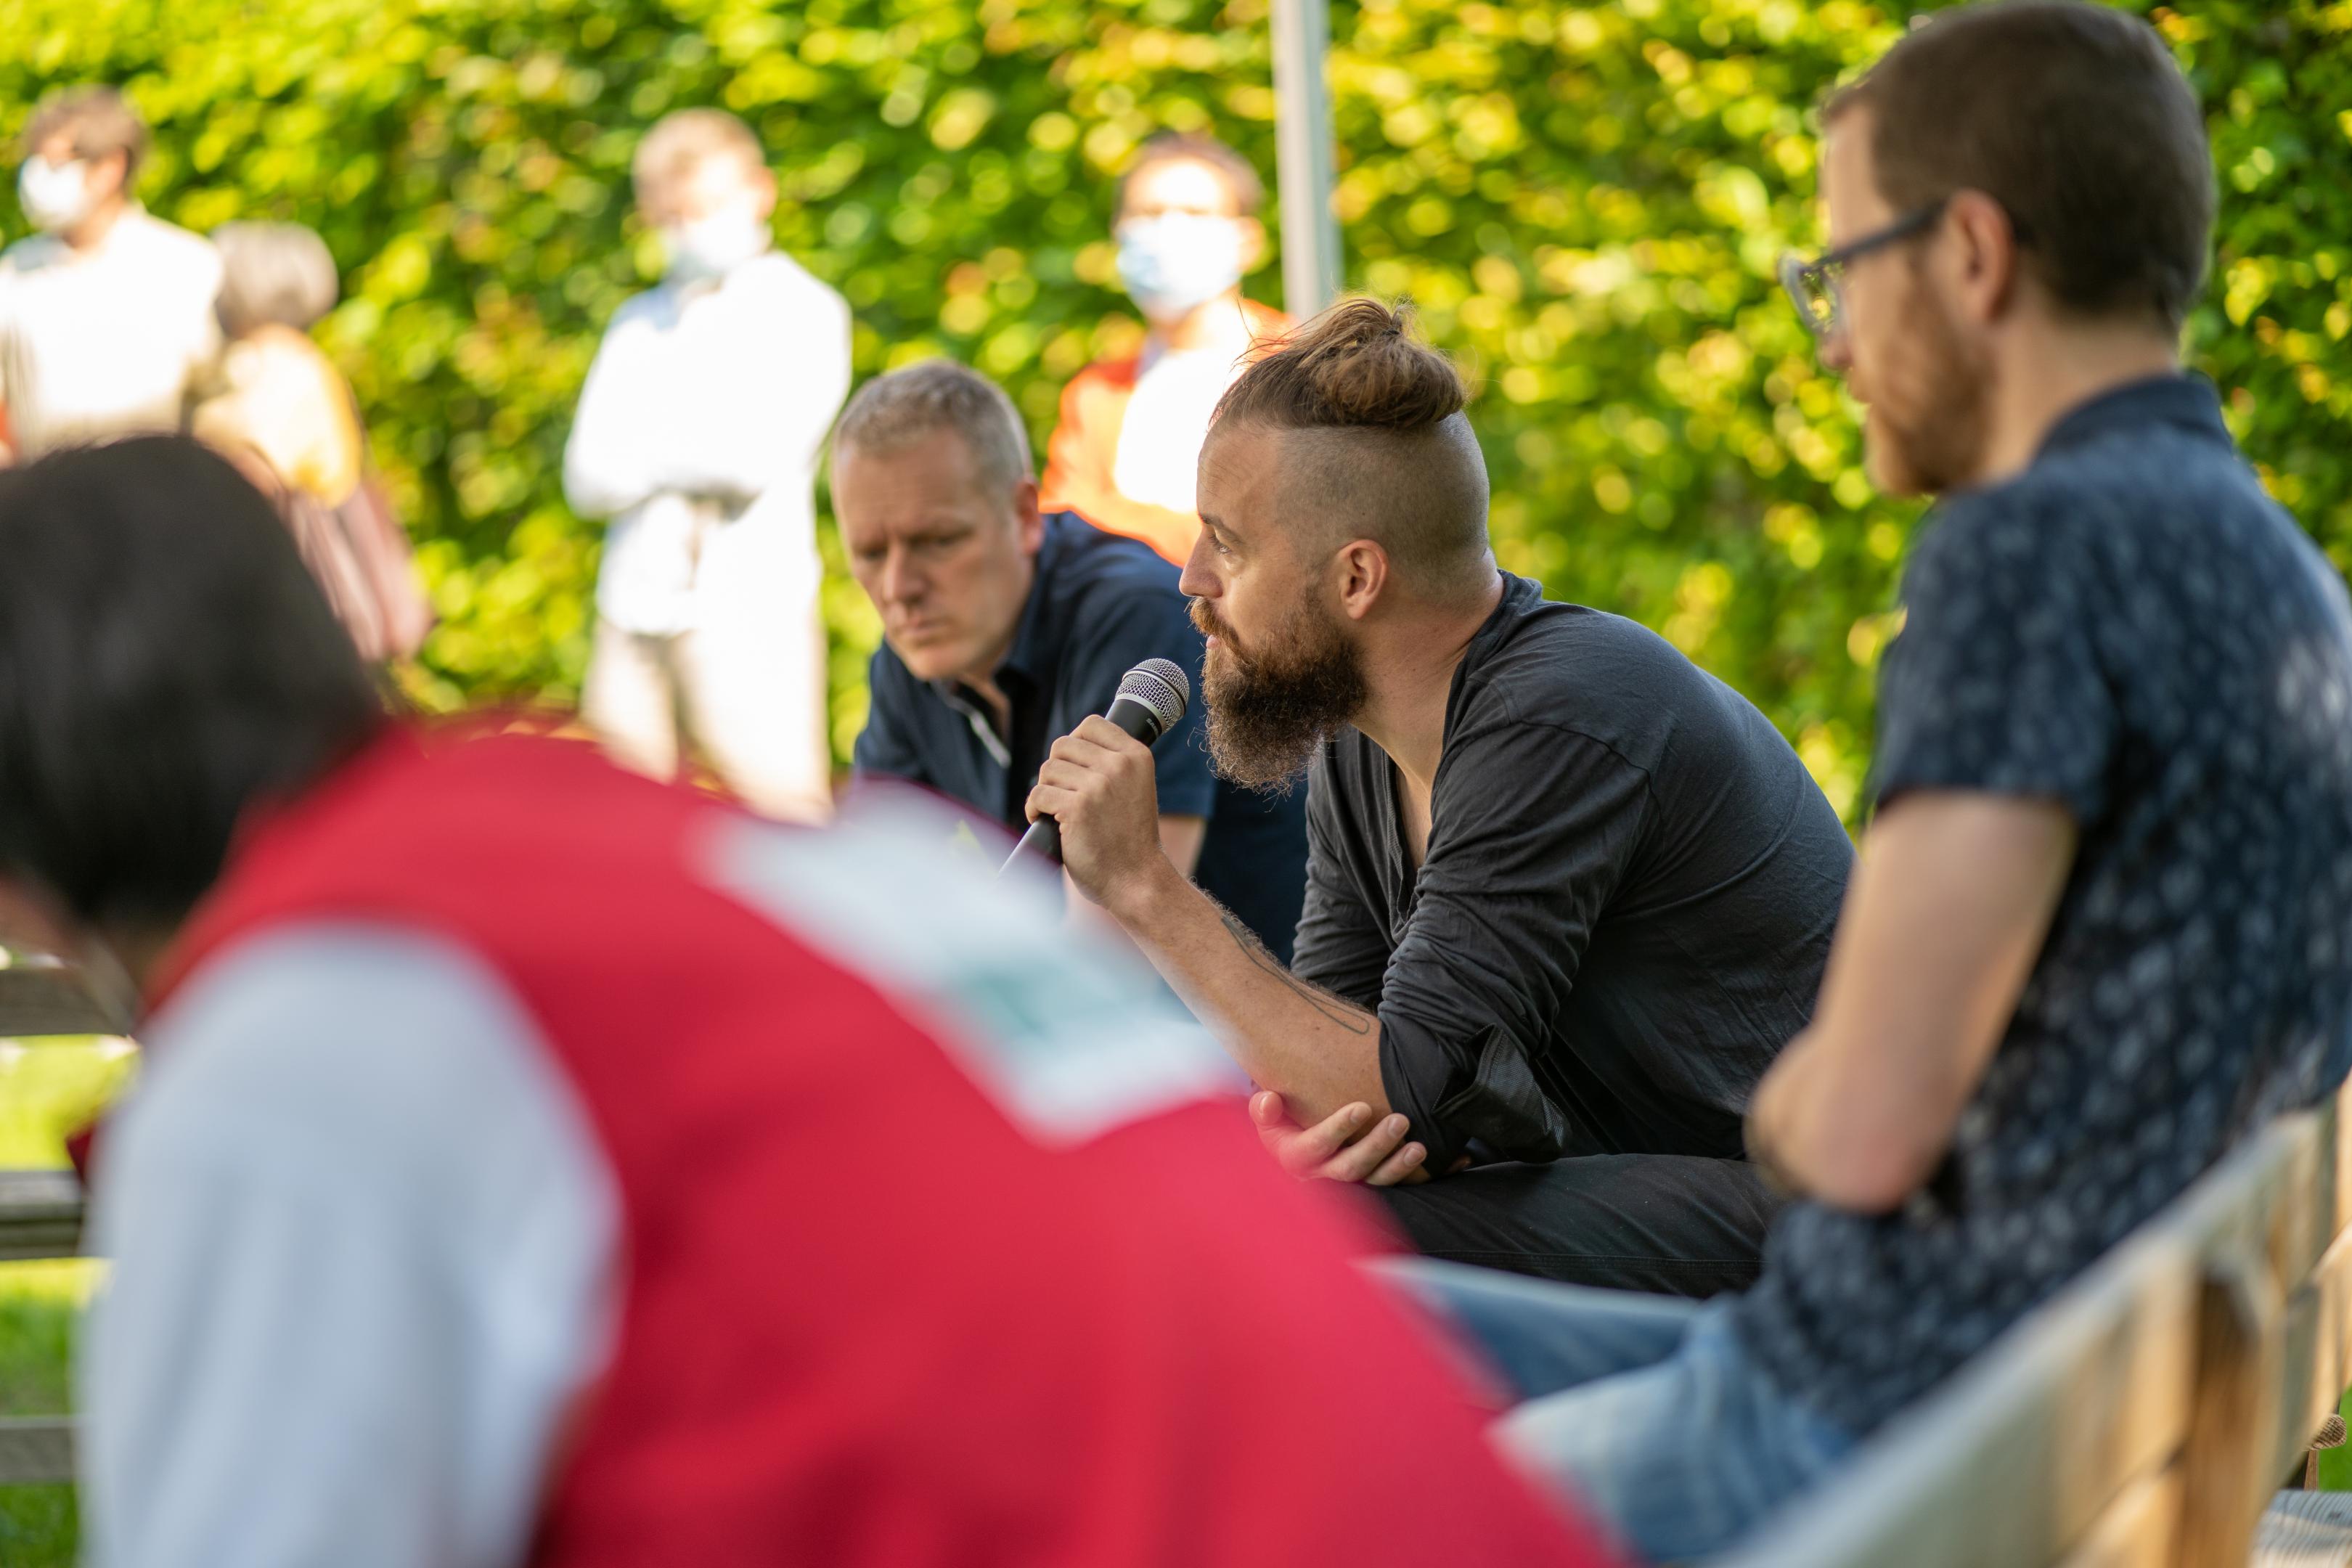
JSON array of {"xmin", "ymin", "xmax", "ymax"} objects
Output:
[{"xmin": 5, "ymin": 0, "xmax": 2347, "ymax": 817}]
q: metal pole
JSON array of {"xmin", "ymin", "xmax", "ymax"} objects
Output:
[{"xmin": 1270, "ymin": 0, "xmax": 1342, "ymax": 317}]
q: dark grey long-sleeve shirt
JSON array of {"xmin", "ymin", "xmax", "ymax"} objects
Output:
[{"xmin": 1291, "ymin": 574, "xmax": 1853, "ymax": 1173}]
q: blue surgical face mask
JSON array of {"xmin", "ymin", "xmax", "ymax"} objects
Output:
[
  {"xmin": 1116, "ymin": 212, "xmax": 1247, "ymax": 323},
  {"xmin": 661, "ymin": 200, "xmax": 770, "ymax": 285}
]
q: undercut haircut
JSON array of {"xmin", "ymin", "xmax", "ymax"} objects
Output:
[
  {"xmin": 23, "ymin": 85, "xmax": 148, "ymax": 180},
  {"xmin": 0, "ymin": 437, "xmax": 383, "ymax": 932},
  {"xmin": 1825, "ymin": 0, "xmax": 2214, "ymax": 332},
  {"xmin": 632, "ymin": 107, "xmax": 765, "ymax": 207},
  {"xmin": 830, "ymin": 359, "xmax": 1034, "ymax": 496},
  {"xmin": 1117, "ymin": 132, "xmax": 1266, "ymax": 219},
  {"xmin": 1210, "ymin": 297, "xmax": 1490, "ymax": 586}
]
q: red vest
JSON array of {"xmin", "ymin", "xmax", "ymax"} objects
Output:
[{"xmin": 152, "ymin": 730, "xmax": 1614, "ymax": 1568}]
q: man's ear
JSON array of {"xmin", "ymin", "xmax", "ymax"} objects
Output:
[
  {"xmin": 1945, "ymin": 187, "xmax": 2025, "ymax": 326},
  {"xmin": 1015, "ymin": 479, "xmax": 1046, "ymax": 553},
  {"xmin": 1333, "ymin": 538, "xmax": 1390, "ymax": 623}
]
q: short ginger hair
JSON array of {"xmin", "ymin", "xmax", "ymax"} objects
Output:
[
  {"xmin": 1116, "ymin": 132, "xmax": 1266, "ymax": 219},
  {"xmin": 1824, "ymin": 0, "xmax": 2213, "ymax": 332},
  {"xmin": 631, "ymin": 108, "xmax": 766, "ymax": 208}
]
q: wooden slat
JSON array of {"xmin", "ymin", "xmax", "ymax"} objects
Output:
[
  {"xmin": 0, "ymin": 1416, "xmax": 74, "ymax": 1485},
  {"xmin": 2175, "ymin": 1252, "xmax": 2284, "ymax": 1567},
  {"xmin": 0, "ymin": 966, "xmax": 117, "ymax": 1037},
  {"xmin": 2054, "ymin": 1464, "xmax": 2181, "ymax": 1568},
  {"xmin": 1715, "ymin": 1222, "xmax": 2196, "ymax": 1568},
  {"xmin": 2274, "ymin": 1222, "xmax": 2352, "ymax": 1485},
  {"xmin": 0, "ymin": 1169, "xmax": 83, "ymax": 1261},
  {"xmin": 2158, "ymin": 1116, "xmax": 2326, "ymax": 1564}
]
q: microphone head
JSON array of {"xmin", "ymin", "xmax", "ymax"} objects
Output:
[{"xmin": 1117, "ymin": 658, "xmax": 1191, "ymax": 738}]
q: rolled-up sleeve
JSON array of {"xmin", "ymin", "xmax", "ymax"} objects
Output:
[{"xmin": 1371, "ymin": 724, "xmax": 1651, "ymax": 1172}]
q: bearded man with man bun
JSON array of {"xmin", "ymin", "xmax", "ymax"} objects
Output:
[{"xmin": 1029, "ymin": 296, "xmax": 1854, "ymax": 1294}]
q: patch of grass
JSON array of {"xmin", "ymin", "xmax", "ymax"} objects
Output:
[
  {"xmin": 0, "ymin": 1485, "xmax": 75, "ymax": 1568},
  {"xmin": 0, "ymin": 1263, "xmax": 97, "ymax": 1567},
  {"xmin": 0, "ymin": 1034, "xmax": 134, "ymax": 1567}
]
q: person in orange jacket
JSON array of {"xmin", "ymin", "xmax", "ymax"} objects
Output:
[{"xmin": 1040, "ymin": 133, "xmax": 1287, "ymax": 565}]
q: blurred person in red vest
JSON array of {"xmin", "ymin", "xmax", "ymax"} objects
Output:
[
  {"xmin": 8, "ymin": 436, "xmax": 1619, "ymax": 1568},
  {"xmin": 193, "ymin": 221, "xmax": 431, "ymax": 663},
  {"xmin": 1039, "ymin": 132, "xmax": 1285, "ymax": 565},
  {"xmin": 0, "ymin": 86, "xmax": 221, "ymax": 462}
]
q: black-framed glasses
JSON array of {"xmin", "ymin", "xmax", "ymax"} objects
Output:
[{"xmin": 1778, "ymin": 200, "xmax": 1948, "ymax": 343}]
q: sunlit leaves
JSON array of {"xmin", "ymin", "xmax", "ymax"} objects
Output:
[{"xmin": 0, "ymin": 0, "xmax": 2340, "ymax": 808}]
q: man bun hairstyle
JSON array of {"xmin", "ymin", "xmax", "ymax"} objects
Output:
[
  {"xmin": 1213, "ymin": 296, "xmax": 1466, "ymax": 435},
  {"xmin": 1210, "ymin": 298, "xmax": 1491, "ymax": 588},
  {"xmin": 1826, "ymin": 0, "xmax": 2214, "ymax": 332}
]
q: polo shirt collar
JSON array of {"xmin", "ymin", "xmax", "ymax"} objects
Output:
[
  {"xmin": 2036, "ymin": 372, "xmax": 2231, "ymax": 462},
  {"xmin": 997, "ymin": 514, "xmax": 1071, "ymax": 684}
]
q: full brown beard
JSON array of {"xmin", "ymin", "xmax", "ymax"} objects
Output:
[
  {"xmin": 1866, "ymin": 259, "xmax": 1995, "ymax": 497},
  {"xmin": 1190, "ymin": 596, "xmax": 1368, "ymax": 793}
]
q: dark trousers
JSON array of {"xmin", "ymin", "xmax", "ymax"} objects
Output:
[{"xmin": 1373, "ymin": 1154, "xmax": 1781, "ymax": 1299}]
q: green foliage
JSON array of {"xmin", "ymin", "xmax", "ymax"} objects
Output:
[
  {"xmin": 0, "ymin": 1259, "xmax": 91, "ymax": 1568},
  {"xmin": 1, "ymin": 0, "xmax": 2346, "ymax": 814},
  {"xmin": 0, "ymin": 1040, "xmax": 115, "ymax": 1564}
]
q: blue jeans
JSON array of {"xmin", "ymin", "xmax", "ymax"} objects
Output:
[{"xmin": 1379, "ymin": 1259, "xmax": 1855, "ymax": 1562}]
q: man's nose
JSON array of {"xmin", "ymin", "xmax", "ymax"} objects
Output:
[
  {"xmin": 881, "ymin": 547, "xmax": 925, "ymax": 608},
  {"xmin": 1177, "ymin": 538, "xmax": 1218, "ymax": 600},
  {"xmin": 1819, "ymin": 328, "xmax": 1855, "ymax": 376}
]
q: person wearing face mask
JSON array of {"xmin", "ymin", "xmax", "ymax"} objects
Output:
[
  {"xmin": 0, "ymin": 86, "xmax": 223, "ymax": 463},
  {"xmin": 562, "ymin": 108, "xmax": 850, "ymax": 821},
  {"xmin": 1039, "ymin": 133, "xmax": 1285, "ymax": 566}
]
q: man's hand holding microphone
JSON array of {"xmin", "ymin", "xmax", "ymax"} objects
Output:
[{"xmin": 1016, "ymin": 658, "xmax": 1434, "ymax": 1189}]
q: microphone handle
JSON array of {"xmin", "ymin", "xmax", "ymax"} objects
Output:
[{"xmin": 1003, "ymin": 694, "xmax": 1167, "ymax": 873}]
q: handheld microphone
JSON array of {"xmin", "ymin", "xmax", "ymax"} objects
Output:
[{"xmin": 1004, "ymin": 658, "xmax": 1191, "ymax": 873}]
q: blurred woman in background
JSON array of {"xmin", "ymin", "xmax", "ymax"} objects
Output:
[{"xmin": 193, "ymin": 220, "xmax": 430, "ymax": 663}]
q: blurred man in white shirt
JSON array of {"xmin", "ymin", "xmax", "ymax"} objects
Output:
[
  {"xmin": 563, "ymin": 109, "xmax": 850, "ymax": 821},
  {"xmin": 0, "ymin": 86, "xmax": 221, "ymax": 462}
]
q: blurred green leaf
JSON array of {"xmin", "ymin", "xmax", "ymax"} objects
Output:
[{"xmin": 0, "ymin": 0, "xmax": 2342, "ymax": 817}]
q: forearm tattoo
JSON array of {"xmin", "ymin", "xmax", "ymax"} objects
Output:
[{"xmin": 1219, "ymin": 912, "xmax": 1374, "ymax": 1037}]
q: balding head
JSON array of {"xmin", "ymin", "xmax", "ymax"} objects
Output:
[{"xmin": 1201, "ymin": 298, "xmax": 1491, "ymax": 597}]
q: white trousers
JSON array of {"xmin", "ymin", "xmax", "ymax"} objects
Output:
[{"xmin": 582, "ymin": 605, "xmax": 832, "ymax": 822}]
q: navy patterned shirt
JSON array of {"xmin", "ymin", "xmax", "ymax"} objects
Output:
[{"xmin": 1734, "ymin": 375, "xmax": 2352, "ymax": 1434}]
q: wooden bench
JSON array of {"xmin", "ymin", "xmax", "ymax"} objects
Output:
[
  {"xmin": 0, "ymin": 958, "xmax": 116, "ymax": 1487},
  {"xmin": 1720, "ymin": 1078, "xmax": 2352, "ymax": 1568}
]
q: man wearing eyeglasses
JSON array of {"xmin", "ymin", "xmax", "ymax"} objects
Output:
[{"xmin": 1384, "ymin": 3, "xmax": 2352, "ymax": 1560}]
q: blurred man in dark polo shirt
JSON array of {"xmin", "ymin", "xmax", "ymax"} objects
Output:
[{"xmin": 837, "ymin": 359, "xmax": 1308, "ymax": 961}]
